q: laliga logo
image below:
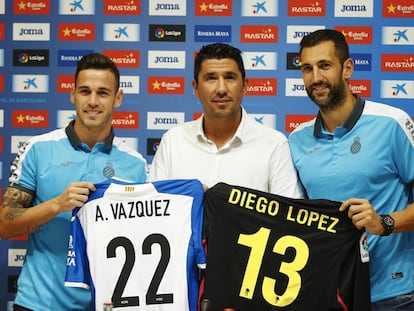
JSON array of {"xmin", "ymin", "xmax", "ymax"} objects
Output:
[
  {"xmin": 155, "ymin": 28, "xmax": 165, "ymax": 39},
  {"xmin": 292, "ymin": 56, "xmax": 301, "ymax": 68},
  {"xmin": 19, "ymin": 53, "xmax": 29, "ymax": 64},
  {"xmin": 152, "ymin": 140, "xmax": 160, "ymax": 152}
]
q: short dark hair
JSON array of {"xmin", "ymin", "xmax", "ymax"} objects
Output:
[
  {"xmin": 75, "ymin": 53, "xmax": 120, "ymax": 90},
  {"xmin": 299, "ymin": 29, "xmax": 350, "ymax": 64},
  {"xmin": 194, "ymin": 43, "xmax": 246, "ymax": 82}
]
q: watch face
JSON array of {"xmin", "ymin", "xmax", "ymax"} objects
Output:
[
  {"xmin": 381, "ymin": 215, "xmax": 394, "ymax": 236},
  {"xmin": 383, "ymin": 216, "xmax": 394, "ymax": 226}
]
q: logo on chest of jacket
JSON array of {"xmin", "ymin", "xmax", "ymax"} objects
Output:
[{"xmin": 350, "ymin": 137, "xmax": 361, "ymax": 154}]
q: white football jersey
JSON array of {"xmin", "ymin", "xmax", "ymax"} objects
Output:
[{"xmin": 65, "ymin": 178, "xmax": 206, "ymax": 311}]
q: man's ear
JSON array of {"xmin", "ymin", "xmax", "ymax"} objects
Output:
[
  {"xmin": 192, "ymin": 79, "xmax": 200, "ymax": 99},
  {"xmin": 70, "ymin": 87, "xmax": 76, "ymax": 105},
  {"xmin": 114, "ymin": 89, "xmax": 124, "ymax": 108},
  {"xmin": 242, "ymin": 78, "xmax": 249, "ymax": 95},
  {"xmin": 343, "ymin": 58, "xmax": 354, "ymax": 80}
]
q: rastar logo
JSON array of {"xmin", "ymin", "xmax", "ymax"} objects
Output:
[
  {"xmin": 12, "ymin": 110, "xmax": 49, "ymax": 128},
  {"xmin": 334, "ymin": 26, "xmax": 372, "ymax": 44},
  {"xmin": 195, "ymin": 0, "xmax": 232, "ymax": 16},
  {"xmin": 383, "ymin": 0, "xmax": 414, "ymax": 17},
  {"xmin": 104, "ymin": 0, "xmax": 140, "ymax": 15},
  {"xmin": 148, "ymin": 76, "xmax": 185, "ymax": 94},
  {"xmin": 57, "ymin": 75, "xmax": 74, "ymax": 92},
  {"xmin": 349, "ymin": 80, "xmax": 371, "ymax": 97},
  {"xmin": 381, "ymin": 54, "xmax": 414, "ymax": 72},
  {"xmin": 240, "ymin": 25, "xmax": 278, "ymax": 43},
  {"xmin": 288, "ymin": 0, "xmax": 325, "ymax": 16},
  {"xmin": 103, "ymin": 50, "xmax": 140, "ymax": 68},
  {"xmin": 14, "ymin": 0, "xmax": 50, "ymax": 14},
  {"xmin": 285, "ymin": 114, "xmax": 315, "ymax": 132},
  {"xmin": 58, "ymin": 23, "xmax": 95, "ymax": 41},
  {"xmin": 246, "ymin": 78, "xmax": 277, "ymax": 96},
  {"xmin": 112, "ymin": 111, "xmax": 139, "ymax": 129}
]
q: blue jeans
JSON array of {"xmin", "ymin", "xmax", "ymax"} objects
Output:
[{"xmin": 371, "ymin": 292, "xmax": 414, "ymax": 311}]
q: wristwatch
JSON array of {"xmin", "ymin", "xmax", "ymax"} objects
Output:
[{"xmin": 380, "ymin": 214, "xmax": 394, "ymax": 236}]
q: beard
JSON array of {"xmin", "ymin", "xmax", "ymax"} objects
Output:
[{"xmin": 306, "ymin": 80, "xmax": 347, "ymax": 113}]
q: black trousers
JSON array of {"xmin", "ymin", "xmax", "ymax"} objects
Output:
[{"xmin": 13, "ymin": 304, "xmax": 33, "ymax": 311}]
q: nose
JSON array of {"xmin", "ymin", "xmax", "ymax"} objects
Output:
[
  {"xmin": 216, "ymin": 77, "xmax": 227, "ymax": 94},
  {"xmin": 88, "ymin": 92, "xmax": 99, "ymax": 105},
  {"xmin": 312, "ymin": 67, "xmax": 322, "ymax": 82}
]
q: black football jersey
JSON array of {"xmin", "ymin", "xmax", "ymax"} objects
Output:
[{"xmin": 202, "ymin": 183, "xmax": 371, "ymax": 311}]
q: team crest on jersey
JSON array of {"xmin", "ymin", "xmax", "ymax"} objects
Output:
[
  {"xmin": 103, "ymin": 162, "xmax": 115, "ymax": 178},
  {"xmin": 350, "ymin": 137, "xmax": 361, "ymax": 154}
]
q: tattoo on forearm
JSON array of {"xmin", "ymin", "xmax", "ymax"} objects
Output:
[{"xmin": 2, "ymin": 188, "xmax": 33, "ymax": 221}]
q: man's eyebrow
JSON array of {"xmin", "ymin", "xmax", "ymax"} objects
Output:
[
  {"xmin": 97, "ymin": 87, "xmax": 112, "ymax": 92},
  {"xmin": 300, "ymin": 59, "xmax": 331, "ymax": 67},
  {"xmin": 77, "ymin": 85, "xmax": 112, "ymax": 92}
]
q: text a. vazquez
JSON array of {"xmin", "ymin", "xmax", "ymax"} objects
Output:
[{"xmin": 95, "ymin": 199, "xmax": 171, "ymax": 221}]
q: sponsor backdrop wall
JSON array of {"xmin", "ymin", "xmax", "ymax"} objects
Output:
[{"xmin": 0, "ymin": 0, "xmax": 413, "ymax": 308}]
